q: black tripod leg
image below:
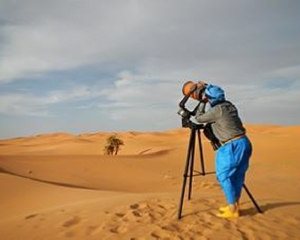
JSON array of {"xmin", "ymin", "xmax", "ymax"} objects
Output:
[
  {"xmin": 197, "ymin": 129, "xmax": 205, "ymax": 175},
  {"xmin": 188, "ymin": 133, "xmax": 196, "ymax": 200},
  {"xmin": 243, "ymin": 184, "xmax": 263, "ymax": 213},
  {"xmin": 178, "ymin": 129, "xmax": 195, "ymax": 219}
]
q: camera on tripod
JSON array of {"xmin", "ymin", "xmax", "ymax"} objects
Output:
[
  {"xmin": 177, "ymin": 81, "xmax": 221, "ymax": 150},
  {"xmin": 177, "ymin": 81, "xmax": 207, "ymax": 128}
]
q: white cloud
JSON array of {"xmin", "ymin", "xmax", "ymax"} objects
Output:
[
  {"xmin": 0, "ymin": 0, "xmax": 300, "ymax": 138},
  {"xmin": 0, "ymin": 93, "xmax": 51, "ymax": 116},
  {"xmin": 1, "ymin": 0, "xmax": 299, "ymax": 83},
  {"xmin": 0, "ymin": 85, "xmax": 102, "ymax": 116},
  {"xmin": 0, "ymin": 0, "xmax": 146, "ymax": 81},
  {"xmin": 103, "ymin": 72, "xmax": 300, "ymax": 127}
]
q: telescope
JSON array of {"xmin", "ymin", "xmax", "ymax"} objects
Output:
[
  {"xmin": 177, "ymin": 80, "xmax": 220, "ymax": 149},
  {"xmin": 177, "ymin": 81, "xmax": 208, "ymax": 128}
]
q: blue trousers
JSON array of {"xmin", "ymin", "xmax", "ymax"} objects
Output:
[{"xmin": 216, "ymin": 136, "xmax": 252, "ymax": 205}]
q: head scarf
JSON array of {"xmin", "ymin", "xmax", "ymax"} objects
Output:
[{"xmin": 205, "ymin": 84, "xmax": 225, "ymax": 107}]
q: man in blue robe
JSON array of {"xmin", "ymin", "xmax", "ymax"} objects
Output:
[{"xmin": 195, "ymin": 83, "xmax": 252, "ymax": 218}]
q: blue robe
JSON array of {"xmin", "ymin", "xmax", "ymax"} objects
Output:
[{"xmin": 216, "ymin": 136, "xmax": 252, "ymax": 204}]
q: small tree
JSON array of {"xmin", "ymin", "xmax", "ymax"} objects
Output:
[{"xmin": 103, "ymin": 135, "xmax": 124, "ymax": 155}]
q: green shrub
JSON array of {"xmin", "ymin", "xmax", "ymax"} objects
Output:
[{"xmin": 103, "ymin": 135, "xmax": 124, "ymax": 155}]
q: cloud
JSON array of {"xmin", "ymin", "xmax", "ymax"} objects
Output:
[
  {"xmin": 0, "ymin": 93, "xmax": 51, "ymax": 116},
  {"xmin": 0, "ymin": 0, "xmax": 145, "ymax": 81},
  {"xmin": 0, "ymin": 85, "xmax": 102, "ymax": 116},
  {"xmin": 0, "ymin": 0, "xmax": 300, "ymax": 138},
  {"xmin": 96, "ymin": 70, "xmax": 182, "ymax": 129},
  {"xmin": 1, "ymin": 0, "xmax": 299, "ymax": 83},
  {"xmin": 98, "ymin": 70, "xmax": 300, "ymax": 128}
]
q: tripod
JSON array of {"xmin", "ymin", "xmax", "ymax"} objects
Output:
[{"xmin": 178, "ymin": 124, "xmax": 263, "ymax": 219}]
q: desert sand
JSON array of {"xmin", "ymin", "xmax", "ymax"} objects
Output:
[{"xmin": 0, "ymin": 124, "xmax": 300, "ymax": 240}]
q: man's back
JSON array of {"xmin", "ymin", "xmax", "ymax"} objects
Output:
[{"xmin": 196, "ymin": 101, "xmax": 245, "ymax": 142}]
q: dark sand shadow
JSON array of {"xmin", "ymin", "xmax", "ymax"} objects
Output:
[
  {"xmin": 241, "ymin": 201, "xmax": 300, "ymax": 216},
  {"xmin": 0, "ymin": 167, "xmax": 98, "ymax": 190}
]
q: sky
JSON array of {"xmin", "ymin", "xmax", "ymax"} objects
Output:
[{"xmin": 0, "ymin": 0, "xmax": 300, "ymax": 139}]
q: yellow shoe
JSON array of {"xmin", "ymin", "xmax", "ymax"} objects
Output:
[
  {"xmin": 219, "ymin": 206, "xmax": 230, "ymax": 212},
  {"xmin": 216, "ymin": 209, "xmax": 239, "ymax": 218}
]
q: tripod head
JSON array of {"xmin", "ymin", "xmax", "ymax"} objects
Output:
[{"xmin": 180, "ymin": 117, "xmax": 204, "ymax": 130}]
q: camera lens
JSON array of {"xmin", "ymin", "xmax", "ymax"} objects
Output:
[{"xmin": 178, "ymin": 108, "xmax": 185, "ymax": 116}]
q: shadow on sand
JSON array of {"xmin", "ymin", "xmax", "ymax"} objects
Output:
[
  {"xmin": 242, "ymin": 200, "xmax": 300, "ymax": 216},
  {"xmin": 0, "ymin": 167, "xmax": 98, "ymax": 190}
]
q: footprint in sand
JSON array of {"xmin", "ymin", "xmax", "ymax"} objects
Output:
[
  {"xmin": 110, "ymin": 224, "xmax": 128, "ymax": 234},
  {"xmin": 100, "ymin": 199, "xmax": 181, "ymax": 238},
  {"xmin": 129, "ymin": 203, "xmax": 140, "ymax": 210},
  {"xmin": 85, "ymin": 225, "xmax": 102, "ymax": 236},
  {"xmin": 24, "ymin": 213, "xmax": 38, "ymax": 220},
  {"xmin": 115, "ymin": 212, "xmax": 126, "ymax": 218},
  {"xmin": 197, "ymin": 181, "xmax": 220, "ymax": 190},
  {"xmin": 161, "ymin": 223, "xmax": 181, "ymax": 232},
  {"xmin": 151, "ymin": 229, "xmax": 173, "ymax": 239},
  {"xmin": 62, "ymin": 216, "xmax": 81, "ymax": 228},
  {"xmin": 64, "ymin": 231, "xmax": 76, "ymax": 238}
]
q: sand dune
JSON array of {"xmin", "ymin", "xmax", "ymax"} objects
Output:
[{"xmin": 0, "ymin": 125, "xmax": 300, "ymax": 240}]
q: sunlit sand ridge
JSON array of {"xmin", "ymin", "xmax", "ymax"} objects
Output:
[{"xmin": 0, "ymin": 125, "xmax": 300, "ymax": 240}]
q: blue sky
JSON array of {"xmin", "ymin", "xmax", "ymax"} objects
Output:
[{"xmin": 0, "ymin": 0, "xmax": 300, "ymax": 139}]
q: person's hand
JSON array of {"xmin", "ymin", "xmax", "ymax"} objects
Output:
[{"xmin": 202, "ymin": 93, "xmax": 209, "ymax": 103}]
